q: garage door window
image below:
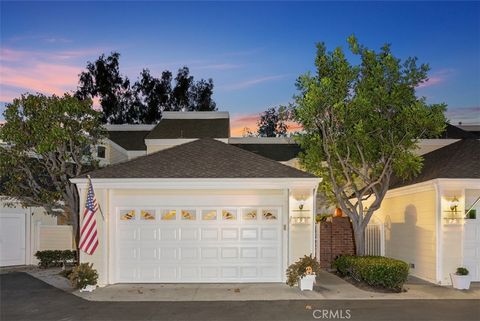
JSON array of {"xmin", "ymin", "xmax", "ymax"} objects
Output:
[
  {"xmin": 222, "ymin": 209, "xmax": 237, "ymax": 220},
  {"xmin": 243, "ymin": 209, "xmax": 257, "ymax": 220},
  {"xmin": 262, "ymin": 209, "xmax": 278, "ymax": 220},
  {"xmin": 161, "ymin": 209, "xmax": 176, "ymax": 220},
  {"xmin": 181, "ymin": 209, "xmax": 196, "ymax": 220},
  {"xmin": 140, "ymin": 210, "xmax": 155, "ymax": 220},
  {"xmin": 120, "ymin": 210, "xmax": 136, "ymax": 221},
  {"xmin": 202, "ymin": 209, "xmax": 217, "ymax": 220}
]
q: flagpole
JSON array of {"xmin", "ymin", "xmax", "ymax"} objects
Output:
[{"xmin": 87, "ymin": 175, "xmax": 105, "ymax": 221}]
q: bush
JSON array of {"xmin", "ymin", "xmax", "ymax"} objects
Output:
[
  {"xmin": 286, "ymin": 254, "xmax": 321, "ymax": 287},
  {"xmin": 35, "ymin": 250, "xmax": 77, "ymax": 268},
  {"xmin": 456, "ymin": 267, "xmax": 469, "ymax": 276},
  {"xmin": 333, "ymin": 255, "xmax": 409, "ymax": 292},
  {"xmin": 69, "ymin": 263, "xmax": 98, "ymax": 289}
]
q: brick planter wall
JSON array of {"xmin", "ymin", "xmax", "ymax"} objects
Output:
[{"xmin": 318, "ymin": 217, "xmax": 356, "ymax": 268}]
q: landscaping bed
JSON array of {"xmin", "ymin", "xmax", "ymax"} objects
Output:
[{"xmin": 332, "ymin": 255, "xmax": 409, "ymax": 293}]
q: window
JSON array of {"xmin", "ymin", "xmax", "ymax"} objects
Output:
[
  {"xmin": 181, "ymin": 209, "xmax": 196, "ymax": 220},
  {"xmin": 97, "ymin": 145, "xmax": 106, "ymax": 159},
  {"xmin": 161, "ymin": 209, "xmax": 176, "ymax": 220},
  {"xmin": 140, "ymin": 210, "xmax": 156, "ymax": 220},
  {"xmin": 120, "ymin": 210, "xmax": 136, "ymax": 221},
  {"xmin": 222, "ymin": 209, "xmax": 237, "ymax": 220},
  {"xmin": 262, "ymin": 209, "xmax": 278, "ymax": 220},
  {"xmin": 202, "ymin": 209, "xmax": 217, "ymax": 221},
  {"xmin": 242, "ymin": 209, "xmax": 257, "ymax": 220}
]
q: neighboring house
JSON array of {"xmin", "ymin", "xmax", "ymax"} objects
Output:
[{"xmin": 366, "ymin": 139, "xmax": 480, "ymax": 285}]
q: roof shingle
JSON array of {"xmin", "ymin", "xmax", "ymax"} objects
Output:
[
  {"xmin": 81, "ymin": 139, "xmax": 316, "ymax": 179},
  {"xmin": 390, "ymin": 139, "xmax": 480, "ymax": 189},
  {"xmin": 146, "ymin": 119, "xmax": 230, "ymax": 139}
]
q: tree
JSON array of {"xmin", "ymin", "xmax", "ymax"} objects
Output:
[
  {"xmin": 75, "ymin": 52, "xmax": 136, "ymax": 124},
  {"xmin": 294, "ymin": 36, "xmax": 446, "ymax": 255},
  {"xmin": 0, "ymin": 94, "xmax": 106, "ymax": 246},
  {"xmin": 76, "ymin": 53, "xmax": 217, "ymax": 124},
  {"xmin": 257, "ymin": 106, "xmax": 289, "ymax": 137}
]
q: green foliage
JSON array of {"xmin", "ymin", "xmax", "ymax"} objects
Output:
[
  {"xmin": 257, "ymin": 106, "xmax": 289, "ymax": 137},
  {"xmin": 286, "ymin": 254, "xmax": 321, "ymax": 287},
  {"xmin": 76, "ymin": 52, "xmax": 216, "ymax": 124},
  {"xmin": 69, "ymin": 263, "xmax": 98, "ymax": 289},
  {"xmin": 294, "ymin": 36, "xmax": 447, "ymax": 255},
  {"xmin": 456, "ymin": 267, "xmax": 469, "ymax": 276},
  {"xmin": 0, "ymin": 94, "xmax": 105, "ymax": 240},
  {"xmin": 333, "ymin": 255, "xmax": 409, "ymax": 292},
  {"xmin": 35, "ymin": 250, "xmax": 77, "ymax": 268}
]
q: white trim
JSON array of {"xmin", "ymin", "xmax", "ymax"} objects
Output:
[
  {"xmin": 105, "ymin": 124, "xmax": 155, "ymax": 131},
  {"xmin": 144, "ymin": 138, "xmax": 197, "ymax": 146},
  {"xmin": 434, "ymin": 181, "xmax": 442, "ymax": 284},
  {"xmin": 229, "ymin": 137, "xmax": 297, "ymax": 144},
  {"xmin": 162, "ymin": 111, "xmax": 229, "ymax": 119},
  {"xmin": 71, "ymin": 178, "xmax": 321, "ymax": 190}
]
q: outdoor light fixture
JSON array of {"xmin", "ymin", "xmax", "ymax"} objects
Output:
[
  {"xmin": 450, "ymin": 196, "xmax": 460, "ymax": 212},
  {"xmin": 298, "ymin": 198, "xmax": 306, "ymax": 210}
]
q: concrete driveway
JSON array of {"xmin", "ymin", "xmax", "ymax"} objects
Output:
[{"xmin": 2, "ymin": 272, "xmax": 480, "ymax": 321}]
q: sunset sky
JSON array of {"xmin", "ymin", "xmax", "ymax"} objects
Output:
[{"xmin": 1, "ymin": 2, "xmax": 479, "ymax": 135}]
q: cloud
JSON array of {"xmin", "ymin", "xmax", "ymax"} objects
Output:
[
  {"xmin": 222, "ymin": 75, "xmax": 288, "ymax": 91},
  {"xmin": 0, "ymin": 47, "xmax": 104, "ymax": 102},
  {"xmin": 417, "ymin": 68, "xmax": 455, "ymax": 89},
  {"xmin": 195, "ymin": 63, "xmax": 243, "ymax": 71},
  {"xmin": 446, "ymin": 106, "xmax": 480, "ymax": 125},
  {"xmin": 230, "ymin": 112, "xmax": 302, "ymax": 137}
]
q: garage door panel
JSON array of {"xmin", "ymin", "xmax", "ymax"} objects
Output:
[{"xmin": 115, "ymin": 205, "xmax": 283, "ymax": 283}]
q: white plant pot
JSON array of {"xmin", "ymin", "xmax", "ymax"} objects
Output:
[
  {"xmin": 79, "ymin": 284, "xmax": 97, "ymax": 292},
  {"xmin": 450, "ymin": 274, "xmax": 471, "ymax": 290},
  {"xmin": 299, "ymin": 274, "xmax": 316, "ymax": 291}
]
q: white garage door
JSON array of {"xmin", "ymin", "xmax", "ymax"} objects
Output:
[
  {"xmin": 0, "ymin": 212, "xmax": 26, "ymax": 267},
  {"xmin": 115, "ymin": 206, "xmax": 283, "ymax": 283}
]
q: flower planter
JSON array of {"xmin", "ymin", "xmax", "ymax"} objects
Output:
[
  {"xmin": 79, "ymin": 284, "xmax": 97, "ymax": 292},
  {"xmin": 299, "ymin": 274, "xmax": 316, "ymax": 291},
  {"xmin": 450, "ymin": 274, "xmax": 471, "ymax": 290}
]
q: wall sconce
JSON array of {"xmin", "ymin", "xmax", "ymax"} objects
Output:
[
  {"xmin": 298, "ymin": 198, "xmax": 306, "ymax": 210},
  {"xmin": 450, "ymin": 196, "xmax": 459, "ymax": 212}
]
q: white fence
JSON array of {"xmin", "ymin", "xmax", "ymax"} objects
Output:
[{"xmin": 365, "ymin": 221, "xmax": 384, "ymax": 256}]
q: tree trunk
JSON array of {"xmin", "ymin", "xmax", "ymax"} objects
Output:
[{"xmin": 352, "ymin": 223, "xmax": 366, "ymax": 256}]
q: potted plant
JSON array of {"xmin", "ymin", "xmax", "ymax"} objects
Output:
[
  {"xmin": 450, "ymin": 267, "xmax": 471, "ymax": 290},
  {"xmin": 286, "ymin": 254, "xmax": 321, "ymax": 291}
]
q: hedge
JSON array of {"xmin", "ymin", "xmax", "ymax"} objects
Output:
[
  {"xmin": 333, "ymin": 255, "xmax": 409, "ymax": 292},
  {"xmin": 34, "ymin": 250, "xmax": 77, "ymax": 268}
]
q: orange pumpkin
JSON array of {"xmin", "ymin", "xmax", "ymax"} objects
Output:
[{"xmin": 334, "ymin": 207, "xmax": 343, "ymax": 217}]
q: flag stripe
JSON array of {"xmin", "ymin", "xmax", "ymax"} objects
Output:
[{"xmin": 79, "ymin": 178, "xmax": 99, "ymax": 255}]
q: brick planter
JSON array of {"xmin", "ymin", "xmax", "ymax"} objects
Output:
[{"xmin": 318, "ymin": 217, "xmax": 355, "ymax": 268}]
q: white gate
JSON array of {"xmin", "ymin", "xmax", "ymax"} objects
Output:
[{"xmin": 365, "ymin": 219, "xmax": 384, "ymax": 256}]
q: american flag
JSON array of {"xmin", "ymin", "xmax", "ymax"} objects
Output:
[{"xmin": 79, "ymin": 178, "xmax": 99, "ymax": 255}]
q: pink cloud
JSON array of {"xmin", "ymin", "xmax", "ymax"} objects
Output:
[
  {"xmin": 417, "ymin": 68, "xmax": 455, "ymax": 89},
  {"xmin": 0, "ymin": 47, "xmax": 105, "ymax": 101},
  {"xmin": 230, "ymin": 112, "xmax": 302, "ymax": 137}
]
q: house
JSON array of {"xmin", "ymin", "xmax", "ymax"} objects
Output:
[
  {"xmin": 72, "ymin": 138, "xmax": 320, "ymax": 285},
  {"xmin": 366, "ymin": 138, "xmax": 480, "ymax": 285}
]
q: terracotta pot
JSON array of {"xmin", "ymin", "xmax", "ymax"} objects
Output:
[{"xmin": 334, "ymin": 207, "xmax": 343, "ymax": 217}]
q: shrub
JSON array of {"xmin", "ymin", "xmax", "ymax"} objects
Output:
[
  {"xmin": 35, "ymin": 250, "xmax": 77, "ymax": 268},
  {"xmin": 69, "ymin": 263, "xmax": 98, "ymax": 289},
  {"xmin": 286, "ymin": 254, "xmax": 321, "ymax": 287},
  {"xmin": 333, "ymin": 255, "xmax": 409, "ymax": 292},
  {"xmin": 456, "ymin": 267, "xmax": 469, "ymax": 276}
]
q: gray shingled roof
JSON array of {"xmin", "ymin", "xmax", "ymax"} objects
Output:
[
  {"xmin": 439, "ymin": 124, "xmax": 479, "ymax": 139},
  {"xmin": 390, "ymin": 139, "xmax": 480, "ymax": 189},
  {"xmin": 81, "ymin": 139, "xmax": 316, "ymax": 179},
  {"xmin": 232, "ymin": 144, "xmax": 301, "ymax": 161},
  {"xmin": 146, "ymin": 119, "xmax": 230, "ymax": 139},
  {"xmin": 107, "ymin": 131, "xmax": 149, "ymax": 151}
]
